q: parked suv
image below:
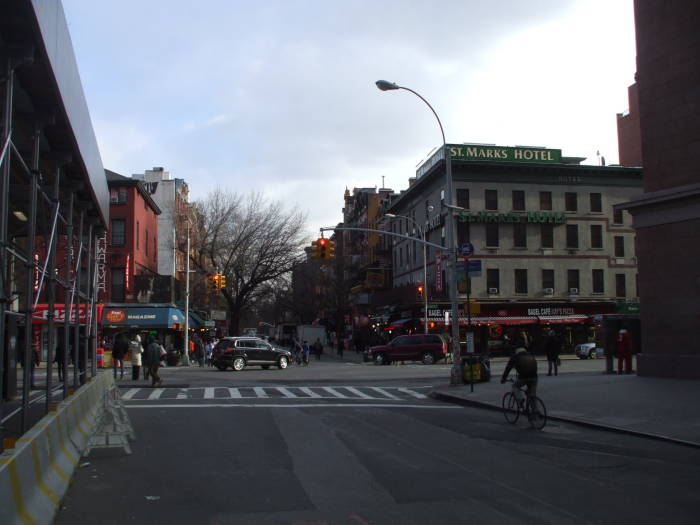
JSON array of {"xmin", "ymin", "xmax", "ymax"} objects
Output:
[
  {"xmin": 365, "ymin": 334, "xmax": 448, "ymax": 365},
  {"xmin": 212, "ymin": 337, "xmax": 292, "ymax": 371}
]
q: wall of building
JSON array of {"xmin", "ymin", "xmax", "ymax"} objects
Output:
[{"xmin": 617, "ymin": 83, "xmax": 642, "ymax": 167}]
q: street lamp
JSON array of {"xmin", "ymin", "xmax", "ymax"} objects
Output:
[
  {"xmin": 385, "ymin": 213, "xmax": 428, "ymax": 334},
  {"xmin": 376, "ymin": 79, "xmax": 462, "ymax": 385}
]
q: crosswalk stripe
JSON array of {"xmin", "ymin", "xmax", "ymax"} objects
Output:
[
  {"xmin": 322, "ymin": 387, "xmax": 347, "ymax": 398},
  {"xmin": 121, "ymin": 388, "xmax": 139, "ymax": 400},
  {"xmin": 344, "ymin": 386, "xmax": 373, "ymax": 399},
  {"xmin": 204, "ymin": 387, "xmax": 216, "ymax": 399},
  {"xmin": 148, "ymin": 388, "xmax": 164, "ymax": 400},
  {"xmin": 299, "ymin": 387, "xmax": 321, "ymax": 398},
  {"xmin": 253, "ymin": 387, "xmax": 268, "ymax": 398},
  {"xmin": 398, "ymin": 388, "xmax": 427, "ymax": 399},
  {"xmin": 228, "ymin": 387, "xmax": 241, "ymax": 398},
  {"xmin": 276, "ymin": 387, "xmax": 297, "ymax": 398},
  {"xmin": 370, "ymin": 387, "xmax": 399, "ymax": 400}
]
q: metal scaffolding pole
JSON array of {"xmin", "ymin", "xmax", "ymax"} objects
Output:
[
  {"xmin": 83, "ymin": 222, "xmax": 93, "ymax": 384},
  {"xmin": 62, "ymin": 192, "xmax": 73, "ymax": 399},
  {"xmin": 72, "ymin": 210, "xmax": 84, "ymax": 389},
  {"xmin": 45, "ymin": 167, "xmax": 61, "ymax": 412}
]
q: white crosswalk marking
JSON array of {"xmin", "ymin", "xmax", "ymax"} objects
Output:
[
  {"xmin": 299, "ymin": 387, "xmax": 321, "ymax": 398},
  {"xmin": 370, "ymin": 387, "xmax": 399, "ymax": 400},
  {"xmin": 322, "ymin": 387, "xmax": 347, "ymax": 398},
  {"xmin": 344, "ymin": 386, "xmax": 373, "ymax": 399},
  {"xmin": 148, "ymin": 388, "xmax": 164, "ymax": 400},
  {"xmin": 253, "ymin": 387, "xmax": 268, "ymax": 398},
  {"xmin": 204, "ymin": 387, "xmax": 216, "ymax": 399},
  {"xmin": 227, "ymin": 387, "xmax": 241, "ymax": 398},
  {"xmin": 121, "ymin": 388, "xmax": 139, "ymax": 400},
  {"xmin": 276, "ymin": 387, "xmax": 298, "ymax": 398},
  {"xmin": 398, "ymin": 388, "xmax": 427, "ymax": 399}
]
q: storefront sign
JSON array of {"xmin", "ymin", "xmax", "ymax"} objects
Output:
[
  {"xmin": 101, "ymin": 307, "xmax": 185, "ymax": 328},
  {"xmin": 33, "ymin": 303, "xmax": 99, "ymax": 324},
  {"xmin": 457, "ymin": 211, "xmax": 566, "ymax": 224},
  {"xmin": 449, "ymin": 145, "xmax": 562, "ymax": 164},
  {"xmin": 96, "ymin": 233, "xmax": 107, "ymax": 298},
  {"xmin": 425, "ymin": 213, "xmax": 444, "ymax": 232},
  {"xmin": 527, "ymin": 307, "xmax": 576, "ymax": 316},
  {"xmin": 435, "ymin": 250, "xmax": 443, "ymax": 292}
]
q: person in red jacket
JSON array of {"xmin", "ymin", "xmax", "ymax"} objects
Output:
[{"xmin": 616, "ymin": 328, "xmax": 633, "ymax": 374}]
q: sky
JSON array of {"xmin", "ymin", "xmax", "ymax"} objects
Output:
[{"xmin": 62, "ymin": 0, "xmax": 636, "ymax": 238}]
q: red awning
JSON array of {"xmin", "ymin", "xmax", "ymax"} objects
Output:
[{"xmin": 464, "ymin": 316, "xmax": 539, "ymax": 326}]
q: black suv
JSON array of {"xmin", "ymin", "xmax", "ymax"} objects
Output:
[
  {"xmin": 364, "ymin": 334, "xmax": 448, "ymax": 365},
  {"xmin": 212, "ymin": 337, "xmax": 292, "ymax": 371}
]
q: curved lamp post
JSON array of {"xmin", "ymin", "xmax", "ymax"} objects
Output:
[
  {"xmin": 385, "ymin": 213, "xmax": 428, "ymax": 334},
  {"xmin": 376, "ymin": 80, "xmax": 462, "ymax": 385}
]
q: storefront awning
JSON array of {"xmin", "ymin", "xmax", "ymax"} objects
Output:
[
  {"xmin": 467, "ymin": 316, "xmax": 539, "ymax": 326},
  {"xmin": 33, "ymin": 304, "xmax": 104, "ymax": 325},
  {"xmin": 101, "ymin": 307, "xmax": 185, "ymax": 328},
  {"xmin": 537, "ymin": 315, "xmax": 589, "ymax": 324},
  {"xmin": 188, "ymin": 311, "xmax": 206, "ymax": 329}
]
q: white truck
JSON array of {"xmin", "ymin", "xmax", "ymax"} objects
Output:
[{"xmin": 296, "ymin": 325, "xmax": 326, "ymax": 345}]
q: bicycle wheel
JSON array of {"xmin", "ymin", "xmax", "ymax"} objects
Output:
[
  {"xmin": 527, "ymin": 396, "xmax": 547, "ymax": 430},
  {"xmin": 502, "ymin": 392, "xmax": 520, "ymax": 424}
]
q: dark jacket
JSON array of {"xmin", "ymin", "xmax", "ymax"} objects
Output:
[
  {"xmin": 501, "ymin": 350, "xmax": 538, "ymax": 382},
  {"xmin": 544, "ymin": 336, "xmax": 562, "ymax": 361},
  {"xmin": 143, "ymin": 339, "xmax": 162, "ymax": 366},
  {"xmin": 112, "ymin": 334, "xmax": 129, "ymax": 359}
]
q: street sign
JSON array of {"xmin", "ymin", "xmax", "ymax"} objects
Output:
[
  {"xmin": 466, "ymin": 260, "xmax": 481, "ymax": 273},
  {"xmin": 460, "ymin": 242, "xmax": 474, "ymax": 259}
]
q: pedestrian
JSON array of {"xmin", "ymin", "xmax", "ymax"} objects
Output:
[
  {"xmin": 205, "ymin": 339, "xmax": 213, "ymax": 366},
  {"xmin": 189, "ymin": 338, "xmax": 195, "ymax": 365},
  {"xmin": 616, "ymin": 327, "xmax": 633, "ymax": 374},
  {"xmin": 54, "ymin": 340, "xmax": 66, "ymax": 381},
  {"xmin": 143, "ymin": 335, "xmax": 163, "ymax": 387},
  {"xmin": 302, "ymin": 341, "xmax": 310, "ymax": 365},
  {"xmin": 111, "ymin": 332, "xmax": 129, "ymax": 380},
  {"xmin": 544, "ymin": 330, "xmax": 561, "ymax": 376},
  {"xmin": 129, "ymin": 333, "xmax": 144, "ymax": 380},
  {"xmin": 313, "ymin": 338, "xmax": 323, "ymax": 360},
  {"xmin": 194, "ymin": 336, "xmax": 204, "ymax": 367}
]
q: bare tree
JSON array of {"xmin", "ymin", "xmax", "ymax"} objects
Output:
[{"xmin": 190, "ymin": 189, "xmax": 308, "ymax": 335}]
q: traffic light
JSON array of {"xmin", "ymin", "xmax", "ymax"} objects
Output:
[
  {"xmin": 218, "ymin": 274, "xmax": 227, "ymax": 289},
  {"xmin": 318, "ymin": 237, "xmax": 328, "ymax": 258},
  {"xmin": 417, "ymin": 285, "xmax": 425, "ymax": 298},
  {"xmin": 310, "ymin": 240, "xmax": 321, "ymax": 259},
  {"xmin": 327, "ymin": 239, "xmax": 336, "ymax": 259},
  {"xmin": 208, "ymin": 274, "xmax": 219, "ymax": 290}
]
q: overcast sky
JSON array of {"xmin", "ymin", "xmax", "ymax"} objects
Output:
[{"xmin": 62, "ymin": 0, "xmax": 636, "ymax": 238}]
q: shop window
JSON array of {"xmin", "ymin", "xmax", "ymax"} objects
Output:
[
  {"xmin": 111, "ymin": 219, "xmax": 125, "ymax": 246},
  {"xmin": 512, "ymin": 190, "xmax": 525, "ymax": 211},
  {"xmin": 565, "ymin": 192, "xmax": 578, "ymax": 212},
  {"xmin": 614, "ymin": 236, "xmax": 625, "ymax": 257},
  {"xmin": 592, "ymin": 269, "xmax": 605, "ymax": 294},
  {"xmin": 615, "ymin": 274, "xmax": 627, "ymax": 297},
  {"xmin": 541, "ymin": 224, "xmax": 553, "ymax": 248},
  {"xmin": 514, "ymin": 269, "xmax": 528, "ymax": 294},
  {"xmin": 566, "ymin": 224, "xmax": 579, "ymax": 249},
  {"xmin": 457, "ymin": 189, "xmax": 469, "ymax": 210},
  {"xmin": 513, "ymin": 222, "xmax": 527, "ymax": 248},
  {"xmin": 590, "ymin": 192, "xmax": 602, "ymax": 213},
  {"xmin": 539, "ymin": 191, "xmax": 552, "ymax": 211},
  {"xmin": 590, "ymin": 225, "xmax": 603, "ymax": 249},
  {"xmin": 485, "ymin": 223, "xmax": 499, "ymax": 247},
  {"xmin": 111, "ymin": 267, "xmax": 125, "ymax": 302},
  {"xmin": 542, "ymin": 269, "xmax": 554, "ymax": 291},
  {"xmin": 485, "ymin": 189, "xmax": 498, "ymax": 210}
]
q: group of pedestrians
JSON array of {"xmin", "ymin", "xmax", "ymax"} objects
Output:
[
  {"xmin": 292, "ymin": 338, "xmax": 323, "ymax": 365},
  {"xmin": 110, "ymin": 332, "xmax": 164, "ymax": 387}
]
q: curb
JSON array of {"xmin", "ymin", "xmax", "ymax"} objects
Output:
[{"xmin": 429, "ymin": 390, "xmax": 700, "ymax": 450}]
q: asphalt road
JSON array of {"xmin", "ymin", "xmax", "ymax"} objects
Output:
[{"xmin": 54, "ymin": 360, "xmax": 700, "ymax": 525}]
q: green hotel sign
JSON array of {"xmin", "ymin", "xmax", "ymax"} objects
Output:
[
  {"xmin": 449, "ymin": 144, "xmax": 562, "ymax": 163},
  {"xmin": 458, "ymin": 211, "xmax": 567, "ymax": 224}
]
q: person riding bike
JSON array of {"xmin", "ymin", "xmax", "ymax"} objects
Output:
[{"xmin": 500, "ymin": 341, "xmax": 538, "ymax": 403}]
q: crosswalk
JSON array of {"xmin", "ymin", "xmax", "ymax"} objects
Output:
[{"xmin": 120, "ymin": 385, "xmax": 429, "ymax": 402}]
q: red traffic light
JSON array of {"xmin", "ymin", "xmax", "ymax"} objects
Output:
[
  {"xmin": 318, "ymin": 238, "xmax": 327, "ymax": 246},
  {"xmin": 417, "ymin": 285, "xmax": 424, "ymax": 295}
]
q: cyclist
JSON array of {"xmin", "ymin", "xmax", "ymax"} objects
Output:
[{"xmin": 500, "ymin": 341, "xmax": 538, "ymax": 403}]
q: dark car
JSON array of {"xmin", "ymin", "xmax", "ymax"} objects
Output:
[
  {"xmin": 364, "ymin": 334, "xmax": 448, "ymax": 365},
  {"xmin": 212, "ymin": 337, "xmax": 292, "ymax": 371}
]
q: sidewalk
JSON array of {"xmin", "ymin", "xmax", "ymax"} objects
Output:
[{"xmin": 432, "ymin": 371, "xmax": 700, "ymax": 448}]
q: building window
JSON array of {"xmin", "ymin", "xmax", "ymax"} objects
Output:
[
  {"xmin": 111, "ymin": 219, "xmax": 125, "ymax": 246},
  {"xmin": 541, "ymin": 224, "xmax": 553, "ymax": 248},
  {"xmin": 399, "ymin": 246, "xmax": 404, "ymax": 267},
  {"xmin": 592, "ymin": 269, "xmax": 605, "ymax": 294},
  {"xmin": 542, "ymin": 269, "xmax": 554, "ymax": 291},
  {"xmin": 614, "ymin": 236, "xmax": 625, "ymax": 257},
  {"xmin": 539, "ymin": 191, "xmax": 552, "ymax": 210},
  {"xmin": 153, "ymin": 238, "xmax": 157, "ymax": 260},
  {"xmin": 613, "ymin": 207, "xmax": 624, "ymax": 224},
  {"xmin": 136, "ymin": 221, "xmax": 140, "ymax": 250},
  {"xmin": 513, "ymin": 223, "xmax": 527, "ymax": 248},
  {"xmin": 487, "ymin": 269, "xmax": 500, "ymax": 293},
  {"xmin": 145, "ymin": 229, "xmax": 149, "ymax": 256},
  {"xmin": 457, "ymin": 189, "xmax": 469, "ymax": 209},
  {"xmin": 512, "ymin": 190, "xmax": 525, "ymax": 211},
  {"xmin": 590, "ymin": 193, "xmax": 602, "ymax": 213},
  {"xmin": 565, "ymin": 192, "xmax": 578, "ymax": 212},
  {"xmin": 485, "ymin": 189, "xmax": 498, "ymax": 210},
  {"xmin": 485, "ymin": 223, "xmax": 499, "ymax": 247},
  {"xmin": 615, "ymin": 274, "xmax": 626, "ymax": 297},
  {"xmin": 110, "ymin": 188, "xmax": 127, "ymax": 205},
  {"xmin": 413, "ymin": 240, "xmax": 417, "ymax": 263},
  {"xmin": 567, "ymin": 269, "xmax": 580, "ymax": 292},
  {"xmin": 566, "ymin": 224, "xmax": 579, "ymax": 249},
  {"xmin": 590, "ymin": 225, "xmax": 603, "ymax": 249},
  {"xmin": 111, "ymin": 267, "xmax": 125, "ymax": 302},
  {"xmin": 514, "ymin": 269, "xmax": 528, "ymax": 294},
  {"xmin": 457, "ymin": 221, "xmax": 470, "ymax": 245}
]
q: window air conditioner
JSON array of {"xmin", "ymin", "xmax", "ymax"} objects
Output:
[
  {"xmin": 569, "ymin": 288, "xmax": 579, "ymax": 295},
  {"xmin": 543, "ymin": 288, "xmax": 554, "ymax": 295},
  {"xmin": 488, "ymin": 287, "xmax": 499, "ymax": 294}
]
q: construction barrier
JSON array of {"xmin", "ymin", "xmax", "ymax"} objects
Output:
[
  {"xmin": 96, "ymin": 347, "xmax": 104, "ymax": 368},
  {"xmin": 0, "ymin": 372, "xmax": 118, "ymax": 525}
]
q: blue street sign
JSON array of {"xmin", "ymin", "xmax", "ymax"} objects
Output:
[
  {"xmin": 461, "ymin": 242, "xmax": 474, "ymax": 259},
  {"xmin": 467, "ymin": 260, "xmax": 481, "ymax": 273}
]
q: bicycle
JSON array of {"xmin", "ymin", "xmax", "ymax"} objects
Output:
[{"xmin": 502, "ymin": 379, "xmax": 547, "ymax": 430}]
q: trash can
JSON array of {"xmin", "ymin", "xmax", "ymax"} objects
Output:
[{"xmin": 461, "ymin": 354, "xmax": 491, "ymax": 383}]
